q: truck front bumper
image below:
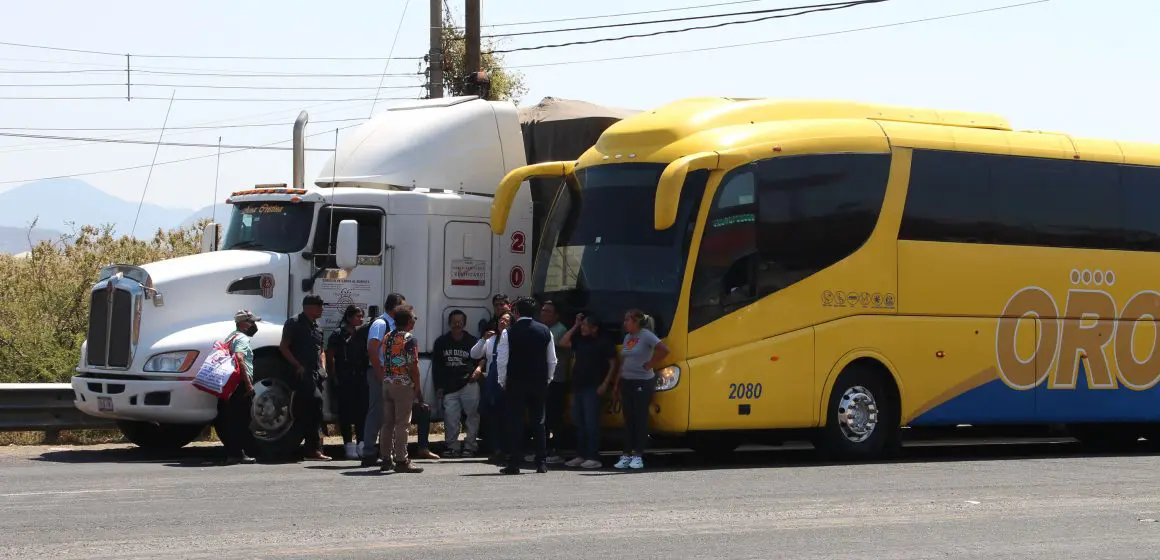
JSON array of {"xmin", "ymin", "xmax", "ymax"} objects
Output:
[{"xmin": 71, "ymin": 375, "xmax": 218, "ymax": 425}]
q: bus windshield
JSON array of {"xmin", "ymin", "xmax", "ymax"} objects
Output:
[
  {"xmin": 532, "ymin": 163, "xmax": 707, "ymax": 338},
  {"xmin": 222, "ymin": 201, "xmax": 315, "ymax": 253}
]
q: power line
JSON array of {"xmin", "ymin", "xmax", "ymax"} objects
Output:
[
  {"xmin": 0, "ymin": 124, "xmax": 363, "ymax": 186},
  {"xmin": 0, "ymin": 40, "xmax": 424, "ymax": 61},
  {"xmin": 0, "ymin": 131, "xmax": 337, "ymax": 151},
  {"xmin": 483, "ymin": 0, "xmax": 879, "ymax": 38},
  {"xmin": 0, "ymin": 68, "xmax": 425, "ymax": 79},
  {"xmin": 490, "ymin": 0, "xmax": 886, "ymax": 54},
  {"xmin": 0, "ymin": 82, "xmax": 424, "ymax": 90},
  {"xmin": 472, "ymin": 0, "xmax": 769, "ymax": 29},
  {"xmin": 0, "ymin": 117, "xmax": 365, "ymax": 132},
  {"xmin": 506, "ymin": 0, "xmax": 1053, "ymax": 68},
  {"xmin": 0, "ymin": 94, "xmax": 423, "ymax": 102},
  {"xmin": 370, "ymin": 0, "xmax": 414, "ymax": 117}
]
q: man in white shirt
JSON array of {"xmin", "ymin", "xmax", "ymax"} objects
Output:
[{"xmin": 495, "ymin": 297, "xmax": 557, "ymax": 474}]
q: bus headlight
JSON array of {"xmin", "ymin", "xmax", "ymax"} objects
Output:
[
  {"xmin": 656, "ymin": 365, "xmax": 681, "ymax": 392},
  {"xmin": 143, "ymin": 351, "xmax": 198, "ymax": 373}
]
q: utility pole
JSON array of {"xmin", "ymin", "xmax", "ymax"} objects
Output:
[
  {"xmin": 428, "ymin": 0, "xmax": 443, "ymax": 99},
  {"xmin": 465, "ymin": 0, "xmax": 481, "ymax": 78}
]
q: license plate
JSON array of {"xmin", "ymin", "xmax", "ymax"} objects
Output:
[{"xmin": 97, "ymin": 397, "xmax": 114, "ymax": 412}]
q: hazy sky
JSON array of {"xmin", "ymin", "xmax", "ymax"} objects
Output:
[{"xmin": 0, "ymin": 0, "xmax": 1154, "ymax": 211}]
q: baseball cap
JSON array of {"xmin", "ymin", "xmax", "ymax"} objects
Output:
[{"xmin": 234, "ymin": 309, "xmax": 261, "ymax": 323}]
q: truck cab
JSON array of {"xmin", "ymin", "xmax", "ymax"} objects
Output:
[{"xmin": 71, "ymin": 96, "xmax": 534, "ymax": 455}]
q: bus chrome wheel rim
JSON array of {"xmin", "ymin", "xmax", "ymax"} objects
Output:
[
  {"xmin": 837, "ymin": 386, "xmax": 878, "ymax": 443},
  {"xmin": 251, "ymin": 378, "xmax": 294, "ymax": 442}
]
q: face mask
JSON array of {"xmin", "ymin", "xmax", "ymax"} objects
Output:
[{"xmin": 244, "ymin": 325, "xmax": 258, "ymax": 337}]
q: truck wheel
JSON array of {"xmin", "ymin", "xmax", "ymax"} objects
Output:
[
  {"xmin": 116, "ymin": 420, "xmax": 204, "ymax": 451},
  {"xmin": 814, "ymin": 362, "xmax": 900, "ymax": 461},
  {"xmin": 250, "ymin": 352, "xmax": 305, "ymax": 460}
]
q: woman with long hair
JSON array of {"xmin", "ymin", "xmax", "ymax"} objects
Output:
[{"xmin": 614, "ymin": 309, "xmax": 670, "ymax": 470}]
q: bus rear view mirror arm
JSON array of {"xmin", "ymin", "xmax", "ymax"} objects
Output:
[
  {"xmin": 491, "ymin": 161, "xmax": 576, "ymax": 235},
  {"xmin": 655, "ymin": 151, "xmax": 747, "ymax": 230}
]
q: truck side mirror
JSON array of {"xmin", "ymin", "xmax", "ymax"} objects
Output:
[
  {"xmin": 200, "ymin": 222, "xmax": 220, "ymax": 253},
  {"xmin": 335, "ymin": 219, "xmax": 359, "ymax": 270}
]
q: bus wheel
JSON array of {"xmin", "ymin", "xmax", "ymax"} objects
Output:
[
  {"xmin": 117, "ymin": 420, "xmax": 205, "ymax": 451},
  {"xmin": 815, "ymin": 363, "xmax": 899, "ymax": 461},
  {"xmin": 250, "ymin": 352, "xmax": 304, "ymax": 461}
]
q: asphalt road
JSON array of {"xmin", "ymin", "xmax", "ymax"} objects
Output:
[{"xmin": 2, "ymin": 437, "xmax": 1160, "ymax": 559}]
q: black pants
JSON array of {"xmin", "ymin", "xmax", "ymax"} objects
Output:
[
  {"xmin": 480, "ymin": 383, "xmax": 506, "ymax": 455},
  {"xmin": 620, "ymin": 378, "xmax": 655, "ymax": 456},
  {"xmin": 545, "ymin": 381, "xmax": 568, "ymax": 454},
  {"xmin": 336, "ymin": 371, "xmax": 368, "ymax": 444},
  {"xmin": 505, "ymin": 383, "xmax": 546, "ymax": 467},
  {"xmin": 214, "ymin": 386, "xmax": 253, "ymax": 458},
  {"xmin": 294, "ymin": 374, "xmax": 325, "ymax": 454}
]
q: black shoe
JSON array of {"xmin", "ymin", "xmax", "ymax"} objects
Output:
[
  {"xmin": 500, "ymin": 466, "xmax": 520, "ymax": 475},
  {"xmin": 536, "ymin": 462, "xmax": 548, "ymax": 474},
  {"xmin": 224, "ymin": 454, "xmax": 254, "ymax": 465},
  {"xmin": 380, "ymin": 463, "xmax": 393, "ymax": 473},
  {"xmin": 239, "ymin": 453, "xmax": 256, "ymax": 464},
  {"xmin": 362, "ymin": 456, "xmax": 381, "ymax": 468}
]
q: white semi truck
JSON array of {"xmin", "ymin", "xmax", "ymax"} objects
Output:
[{"xmin": 70, "ymin": 96, "xmax": 630, "ymax": 455}]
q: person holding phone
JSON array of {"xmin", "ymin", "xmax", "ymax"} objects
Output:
[{"xmin": 614, "ymin": 309, "xmax": 670, "ymax": 470}]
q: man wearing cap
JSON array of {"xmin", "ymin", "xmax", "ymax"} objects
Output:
[
  {"xmin": 214, "ymin": 310, "xmax": 259, "ymax": 465},
  {"xmin": 280, "ymin": 294, "xmax": 331, "ymax": 461}
]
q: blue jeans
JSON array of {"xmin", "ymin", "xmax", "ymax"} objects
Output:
[{"xmin": 571, "ymin": 386, "xmax": 601, "ymax": 461}]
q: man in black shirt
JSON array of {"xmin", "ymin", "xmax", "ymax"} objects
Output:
[
  {"xmin": 327, "ymin": 305, "xmax": 368, "ymax": 460},
  {"xmin": 280, "ymin": 294, "xmax": 330, "ymax": 462},
  {"xmin": 432, "ymin": 309, "xmax": 480, "ymax": 457},
  {"xmin": 477, "ymin": 293, "xmax": 510, "ymax": 338},
  {"xmin": 559, "ymin": 313, "xmax": 618, "ymax": 469}
]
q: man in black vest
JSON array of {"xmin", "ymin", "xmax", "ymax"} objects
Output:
[{"xmin": 495, "ymin": 297, "xmax": 558, "ymax": 474}]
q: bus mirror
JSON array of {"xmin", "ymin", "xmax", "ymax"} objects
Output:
[
  {"xmin": 200, "ymin": 222, "xmax": 220, "ymax": 253},
  {"xmin": 336, "ymin": 220, "xmax": 359, "ymax": 270},
  {"xmin": 655, "ymin": 152, "xmax": 720, "ymax": 230},
  {"xmin": 491, "ymin": 160, "xmax": 575, "ymax": 235}
]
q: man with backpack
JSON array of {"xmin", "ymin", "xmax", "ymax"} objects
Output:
[{"xmin": 213, "ymin": 309, "xmax": 259, "ymax": 465}]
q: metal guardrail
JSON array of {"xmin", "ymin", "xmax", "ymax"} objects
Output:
[{"xmin": 0, "ymin": 383, "xmax": 116, "ymax": 432}]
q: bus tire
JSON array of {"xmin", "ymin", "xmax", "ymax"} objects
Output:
[
  {"xmin": 815, "ymin": 362, "xmax": 900, "ymax": 461},
  {"xmin": 116, "ymin": 420, "xmax": 205, "ymax": 451},
  {"xmin": 250, "ymin": 351, "xmax": 305, "ymax": 461}
]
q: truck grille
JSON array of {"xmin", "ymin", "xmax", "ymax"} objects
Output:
[{"xmin": 87, "ymin": 285, "xmax": 134, "ymax": 368}]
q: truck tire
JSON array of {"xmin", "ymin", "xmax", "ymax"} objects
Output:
[
  {"xmin": 813, "ymin": 362, "xmax": 900, "ymax": 461},
  {"xmin": 116, "ymin": 420, "xmax": 205, "ymax": 451},
  {"xmin": 250, "ymin": 352, "xmax": 305, "ymax": 461}
]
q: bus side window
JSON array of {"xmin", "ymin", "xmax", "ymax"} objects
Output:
[{"xmin": 689, "ymin": 167, "xmax": 758, "ymax": 330}]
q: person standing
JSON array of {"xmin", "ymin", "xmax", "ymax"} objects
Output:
[
  {"xmin": 214, "ymin": 309, "xmax": 259, "ymax": 465},
  {"xmin": 478, "ymin": 293, "xmax": 511, "ymax": 338},
  {"xmin": 327, "ymin": 305, "xmax": 367, "ymax": 460},
  {"xmin": 279, "ymin": 295, "xmax": 331, "ymax": 462},
  {"xmin": 496, "ymin": 297, "xmax": 557, "ymax": 475},
  {"xmin": 363, "ymin": 293, "xmax": 405, "ymax": 467},
  {"xmin": 614, "ymin": 309, "xmax": 671, "ymax": 470},
  {"xmin": 432, "ymin": 310, "xmax": 480, "ymax": 457},
  {"xmin": 539, "ymin": 300, "xmax": 570, "ymax": 464},
  {"xmin": 471, "ymin": 311, "xmax": 511, "ymax": 465},
  {"xmin": 559, "ymin": 313, "xmax": 617, "ymax": 469},
  {"xmin": 379, "ymin": 306, "xmax": 425, "ymax": 473}
]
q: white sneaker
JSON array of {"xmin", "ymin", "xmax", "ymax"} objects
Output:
[
  {"xmin": 545, "ymin": 455, "xmax": 565, "ymax": 464},
  {"xmin": 629, "ymin": 456, "xmax": 644, "ymax": 469},
  {"xmin": 564, "ymin": 457, "xmax": 585, "ymax": 467},
  {"xmin": 344, "ymin": 442, "xmax": 359, "ymax": 460},
  {"xmin": 580, "ymin": 459, "xmax": 603, "ymax": 469},
  {"xmin": 614, "ymin": 455, "xmax": 632, "ymax": 469}
]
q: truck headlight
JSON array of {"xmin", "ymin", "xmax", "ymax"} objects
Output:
[
  {"xmin": 144, "ymin": 351, "xmax": 198, "ymax": 373},
  {"xmin": 656, "ymin": 365, "xmax": 681, "ymax": 392}
]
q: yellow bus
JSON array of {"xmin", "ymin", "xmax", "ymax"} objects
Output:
[{"xmin": 490, "ymin": 97, "xmax": 1160, "ymax": 460}]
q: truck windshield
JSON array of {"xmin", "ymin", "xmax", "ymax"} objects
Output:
[
  {"xmin": 532, "ymin": 163, "xmax": 708, "ymax": 338},
  {"xmin": 222, "ymin": 201, "xmax": 315, "ymax": 253}
]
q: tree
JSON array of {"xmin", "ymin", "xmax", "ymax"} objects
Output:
[{"xmin": 438, "ymin": 9, "xmax": 527, "ymax": 102}]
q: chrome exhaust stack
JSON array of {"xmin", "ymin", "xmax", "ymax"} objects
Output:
[{"xmin": 292, "ymin": 111, "xmax": 308, "ymax": 189}]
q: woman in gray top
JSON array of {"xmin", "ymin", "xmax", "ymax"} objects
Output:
[{"xmin": 615, "ymin": 309, "xmax": 670, "ymax": 470}]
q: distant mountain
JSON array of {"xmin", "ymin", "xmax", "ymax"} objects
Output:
[
  {"xmin": 0, "ymin": 178, "xmax": 193, "ymax": 237},
  {"xmin": 179, "ymin": 203, "xmax": 233, "ymax": 228},
  {"xmin": 0, "ymin": 225, "xmax": 64, "ymax": 254}
]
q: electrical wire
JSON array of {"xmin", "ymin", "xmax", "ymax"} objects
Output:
[
  {"xmin": 483, "ymin": 0, "xmax": 882, "ymax": 38},
  {"xmin": 0, "ymin": 118, "xmax": 365, "ymax": 132},
  {"xmin": 490, "ymin": 0, "xmax": 885, "ymax": 54},
  {"xmin": 0, "ymin": 40, "xmax": 423, "ymax": 61},
  {"xmin": 506, "ymin": 0, "xmax": 1053, "ymax": 68},
  {"xmin": 0, "ymin": 94, "xmax": 422, "ymax": 102},
  {"xmin": 0, "ymin": 131, "xmax": 336, "ymax": 151},
  {"xmin": 0, "ymin": 124, "xmax": 363, "ymax": 185},
  {"xmin": 466, "ymin": 0, "xmax": 769, "ymax": 29},
  {"xmin": 0, "ymin": 82, "xmax": 423, "ymax": 90},
  {"xmin": 370, "ymin": 0, "xmax": 414, "ymax": 117}
]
